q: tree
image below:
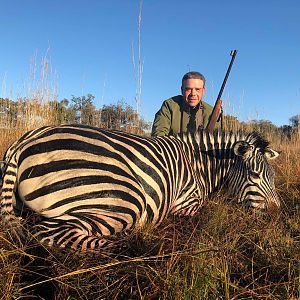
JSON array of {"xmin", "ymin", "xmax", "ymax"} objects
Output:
[
  {"xmin": 100, "ymin": 101, "xmax": 150, "ymax": 133},
  {"xmin": 289, "ymin": 115, "xmax": 299, "ymax": 128},
  {"xmin": 47, "ymin": 99, "xmax": 76, "ymax": 125},
  {"xmin": 70, "ymin": 94, "xmax": 96, "ymax": 125},
  {"xmin": 279, "ymin": 125, "xmax": 293, "ymax": 140},
  {"xmin": 0, "ymin": 98, "xmax": 19, "ymax": 127},
  {"xmin": 240, "ymin": 119, "xmax": 278, "ymax": 137}
]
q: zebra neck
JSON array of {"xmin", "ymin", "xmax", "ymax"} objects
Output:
[{"xmin": 184, "ymin": 131, "xmax": 236, "ymax": 196}]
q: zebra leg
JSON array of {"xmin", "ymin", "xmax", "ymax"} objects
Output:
[
  {"xmin": 32, "ymin": 217, "xmax": 117, "ymax": 251},
  {"xmin": 175, "ymin": 203, "xmax": 200, "ymax": 216},
  {"xmin": 170, "ymin": 197, "xmax": 202, "ymax": 217}
]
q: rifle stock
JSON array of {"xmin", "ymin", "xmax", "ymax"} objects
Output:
[
  {"xmin": 207, "ymin": 99, "xmax": 222, "ymax": 133},
  {"xmin": 206, "ymin": 50, "xmax": 237, "ymax": 133}
]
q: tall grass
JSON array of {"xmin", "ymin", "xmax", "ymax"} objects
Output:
[
  {"xmin": 1, "ymin": 57, "xmax": 300, "ymax": 299},
  {"xmin": 0, "ymin": 52, "xmax": 59, "ymax": 154},
  {"xmin": 1, "ymin": 184, "xmax": 300, "ymax": 299},
  {"xmin": 1, "ymin": 118, "xmax": 299, "ymax": 299}
]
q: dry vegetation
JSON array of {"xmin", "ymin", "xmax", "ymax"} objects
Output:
[{"xmin": 0, "ymin": 91, "xmax": 300, "ymax": 299}]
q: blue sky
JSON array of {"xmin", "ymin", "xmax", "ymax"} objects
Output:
[{"xmin": 1, "ymin": 0, "xmax": 299, "ymax": 126}]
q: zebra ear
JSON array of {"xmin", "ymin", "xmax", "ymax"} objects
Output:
[
  {"xmin": 233, "ymin": 141, "xmax": 255, "ymax": 159},
  {"xmin": 265, "ymin": 148, "xmax": 280, "ymax": 160}
]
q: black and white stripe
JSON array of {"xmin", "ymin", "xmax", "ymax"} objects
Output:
[{"xmin": 0, "ymin": 124, "xmax": 280, "ymax": 251}]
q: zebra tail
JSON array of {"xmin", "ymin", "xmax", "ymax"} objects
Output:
[{"xmin": 0, "ymin": 160, "xmax": 19, "ymax": 219}]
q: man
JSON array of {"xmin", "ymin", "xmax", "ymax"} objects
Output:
[{"xmin": 151, "ymin": 71, "xmax": 219, "ymax": 136}]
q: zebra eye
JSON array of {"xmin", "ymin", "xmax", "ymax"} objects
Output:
[{"xmin": 249, "ymin": 171, "xmax": 260, "ymax": 180}]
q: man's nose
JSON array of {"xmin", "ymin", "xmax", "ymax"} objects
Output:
[{"xmin": 190, "ymin": 88, "xmax": 196, "ymax": 95}]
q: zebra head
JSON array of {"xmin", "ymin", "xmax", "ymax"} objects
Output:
[{"xmin": 228, "ymin": 132, "xmax": 280, "ymax": 211}]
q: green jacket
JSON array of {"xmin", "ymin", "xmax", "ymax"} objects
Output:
[{"xmin": 151, "ymin": 95, "xmax": 219, "ymax": 136}]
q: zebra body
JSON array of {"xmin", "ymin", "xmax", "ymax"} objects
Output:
[{"xmin": 0, "ymin": 124, "xmax": 280, "ymax": 251}]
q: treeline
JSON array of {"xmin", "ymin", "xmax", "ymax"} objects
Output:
[
  {"xmin": 223, "ymin": 114, "xmax": 300, "ymax": 142},
  {"xmin": 0, "ymin": 95, "xmax": 151, "ymax": 134},
  {"xmin": 0, "ymin": 95, "xmax": 299, "ymax": 141}
]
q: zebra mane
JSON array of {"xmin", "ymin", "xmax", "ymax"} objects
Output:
[
  {"xmin": 177, "ymin": 129, "xmax": 270, "ymax": 154},
  {"xmin": 245, "ymin": 131, "xmax": 270, "ymax": 153}
]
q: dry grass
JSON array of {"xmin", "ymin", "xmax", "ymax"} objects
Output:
[
  {"xmin": 1, "ymin": 59, "xmax": 300, "ymax": 298},
  {"xmin": 1, "ymin": 188, "xmax": 300, "ymax": 299},
  {"xmin": 1, "ymin": 122, "xmax": 300, "ymax": 299}
]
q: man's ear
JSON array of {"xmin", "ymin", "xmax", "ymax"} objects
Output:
[{"xmin": 181, "ymin": 85, "xmax": 184, "ymax": 95}]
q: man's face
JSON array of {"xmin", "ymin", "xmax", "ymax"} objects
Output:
[{"xmin": 181, "ymin": 78, "xmax": 205, "ymax": 108}]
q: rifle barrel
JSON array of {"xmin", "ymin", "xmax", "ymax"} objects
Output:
[
  {"xmin": 206, "ymin": 50, "xmax": 237, "ymax": 132},
  {"xmin": 216, "ymin": 50, "xmax": 237, "ymax": 101}
]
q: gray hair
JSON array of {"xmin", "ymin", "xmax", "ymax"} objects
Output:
[{"xmin": 181, "ymin": 71, "xmax": 206, "ymax": 87}]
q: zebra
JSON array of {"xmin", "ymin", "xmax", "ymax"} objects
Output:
[{"xmin": 0, "ymin": 124, "xmax": 280, "ymax": 251}]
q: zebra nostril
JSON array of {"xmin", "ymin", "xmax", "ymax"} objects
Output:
[{"xmin": 246, "ymin": 200, "xmax": 265, "ymax": 210}]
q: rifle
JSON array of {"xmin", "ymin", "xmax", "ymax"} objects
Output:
[{"xmin": 206, "ymin": 50, "xmax": 237, "ymax": 133}]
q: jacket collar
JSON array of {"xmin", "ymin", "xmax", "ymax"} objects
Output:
[{"xmin": 180, "ymin": 97, "xmax": 203, "ymax": 113}]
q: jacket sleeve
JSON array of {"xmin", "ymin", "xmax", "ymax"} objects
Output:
[{"xmin": 151, "ymin": 101, "xmax": 172, "ymax": 136}]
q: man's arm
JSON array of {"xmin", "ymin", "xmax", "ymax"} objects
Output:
[{"xmin": 151, "ymin": 101, "xmax": 172, "ymax": 137}]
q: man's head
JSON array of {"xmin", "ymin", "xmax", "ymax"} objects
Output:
[{"xmin": 181, "ymin": 71, "xmax": 206, "ymax": 108}]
